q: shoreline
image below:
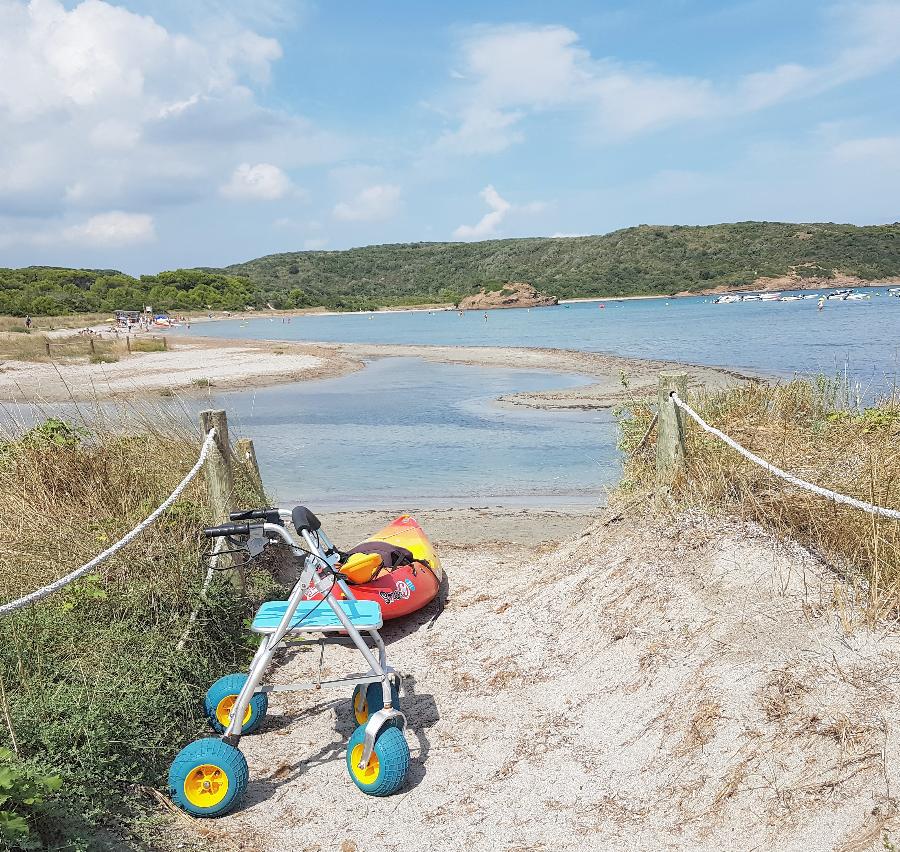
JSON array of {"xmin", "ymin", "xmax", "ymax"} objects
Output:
[{"xmin": 0, "ymin": 333, "xmax": 759, "ymax": 409}]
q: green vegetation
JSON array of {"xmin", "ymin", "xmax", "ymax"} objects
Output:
[
  {"xmin": 0, "ymin": 268, "xmax": 271, "ymax": 317},
  {"xmin": 2, "ymin": 222, "xmax": 898, "ymax": 316},
  {"xmin": 0, "ymin": 414, "xmax": 274, "ymax": 849},
  {"xmin": 618, "ymin": 376, "xmax": 900, "ymax": 619},
  {"xmin": 0, "ymin": 749, "xmax": 62, "ymax": 850},
  {"xmin": 226, "ymin": 221, "xmax": 900, "ymax": 308}
]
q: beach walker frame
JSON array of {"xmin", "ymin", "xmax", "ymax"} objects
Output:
[{"xmin": 168, "ymin": 505, "xmax": 409, "ymax": 817}]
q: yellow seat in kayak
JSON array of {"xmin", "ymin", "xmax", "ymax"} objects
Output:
[{"xmin": 342, "ymin": 552, "xmax": 383, "ymax": 584}]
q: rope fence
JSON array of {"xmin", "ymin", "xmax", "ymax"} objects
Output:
[
  {"xmin": 0, "ymin": 428, "xmax": 218, "ymax": 618},
  {"xmin": 668, "ymin": 389, "xmax": 900, "ymax": 521}
]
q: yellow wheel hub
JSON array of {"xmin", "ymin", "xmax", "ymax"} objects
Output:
[
  {"xmin": 183, "ymin": 763, "xmax": 229, "ymax": 808},
  {"xmin": 353, "ymin": 690, "xmax": 369, "ymax": 725},
  {"xmin": 216, "ymin": 695, "xmax": 252, "ymax": 729},
  {"xmin": 350, "ymin": 744, "xmax": 380, "ymax": 785}
]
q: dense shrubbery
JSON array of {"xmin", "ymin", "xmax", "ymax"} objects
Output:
[
  {"xmin": 3, "ymin": 221, "xmax": 899, "ymax": 316},
  {"xmin": 0, "ymin": 267, "xmax": 312, "ymax": 317}
]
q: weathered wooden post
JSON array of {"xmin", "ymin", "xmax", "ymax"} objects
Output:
[
  {"xmin": 44, "ymin": 340, "xmax": 51, "ymax": 356},
  {"xmin": 236, "ymin": 438, "xmax": 265, "ymax": 501},
  {"xmin": 162, "ymin": 336, "xmax": 168, "ymax": 351},
  {"xmin": 88, "ymin": 337, "xmax": 96, "ymax": 355},
  {"xmin": 199, "ymin": 409, "xmax": 243, "ymax": 590},
  {"xmin": 656, "ymin": 372, "xmax": 688, "ymax": 489},
  {"xmin": 125, "ymin": 336, "xmax": 131, "ymax": 354}
]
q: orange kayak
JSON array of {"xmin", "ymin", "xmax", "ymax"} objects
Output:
[{"xmin": 308, "ymin": 516, "xmax": 441, "ymax": 620}]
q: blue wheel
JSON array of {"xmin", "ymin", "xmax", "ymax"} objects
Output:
[
  {"xmin": 204, "ymin": 674, "xmax": 268, "ymax": 735},
  {"xmin": 168, "ymin": 738, "xmax": 248, "ymax": 817},
  {"xmin": 346, "ymin": 724, "xmax": 409, "ymax": 796},
  {"xmin": 351, "ymin": 679, "xmax": 400, "ymax": 726}
]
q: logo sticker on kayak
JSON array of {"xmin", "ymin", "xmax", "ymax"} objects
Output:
[{"xmin": 380, "ymin": 579, "xmax": 415, "ymax": 605}]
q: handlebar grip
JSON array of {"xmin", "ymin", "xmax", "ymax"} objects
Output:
[
  {"xmin": 229, "ymin": 508, "xmax": 281, "ymax": 523},
  {"xmin": 203, "ymin": 522, "xmax": 250, "ymax": 538}
]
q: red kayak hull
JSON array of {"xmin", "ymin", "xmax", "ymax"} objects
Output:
[{"xmin": 307, "ymin": 515, "xmax": 441, "ymax": 620}]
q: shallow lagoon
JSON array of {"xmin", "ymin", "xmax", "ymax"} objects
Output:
[{"xmin": 213, "ymin": 358, "xmax": 616, "ymax": 508}]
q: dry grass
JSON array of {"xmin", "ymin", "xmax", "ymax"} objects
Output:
[
  {"xmin": 619, "ymin": 377, "xmax": 900, "ymax": 618},
  {"xmin": 1, "ymin": 331, "xmax": 169, "ymax": 362},
  {"xmin": 0, "ymin": 404, "xmax": 235, "ymax": 613},
  {"xmin": 0, "ymin": 313, "xmax": 112, "ymax": 333}
]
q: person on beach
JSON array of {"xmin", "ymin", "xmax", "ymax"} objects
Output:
[{"xmin": 24, "ymin": 315, "xmax": 31, "ymax": 329}]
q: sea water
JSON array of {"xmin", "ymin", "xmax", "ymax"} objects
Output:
[{"xmin": 177, "ymin": 291, "xmax": 900, "ymax": 387}]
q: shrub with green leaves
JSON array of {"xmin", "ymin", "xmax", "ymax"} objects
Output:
[{"xmin": 0, "ymin": 749, "xmax": 62, "ymax": 850}]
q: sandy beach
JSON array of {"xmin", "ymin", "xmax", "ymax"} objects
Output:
[
  {"xmin": 173, "ymin": 505, "xmax": 900, "ymax": 852},
  {"xmin": 0, "ymin": 333, "xmax": 756, "ymax": 409}
]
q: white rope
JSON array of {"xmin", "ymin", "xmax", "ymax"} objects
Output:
[
  {"xmin": 670, "ymin": 393, "xmax": 900, "ymax": 520},
  {"xmin": 0, "ymin": 428, "xmax": 218, "ymax": 617}
]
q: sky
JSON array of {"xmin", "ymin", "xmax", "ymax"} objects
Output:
[{"xmin": 0, "ymin": 0, "xmax": 898, "ymax": 275}]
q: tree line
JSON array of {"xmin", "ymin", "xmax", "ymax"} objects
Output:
[{"xmin": 2, "ymin": 221, "xmax": 898, "ymax": 316}]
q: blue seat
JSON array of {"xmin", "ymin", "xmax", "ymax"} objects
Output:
[{"xmin": 251, "ymin": 599, "xmax": 383, "ymax": 634}]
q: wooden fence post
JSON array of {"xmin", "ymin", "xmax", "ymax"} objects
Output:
[
  {"xmin": 126, "ymin": 336, "xmax": 131, "ymax": 354},
  {"xmin": 656, "ymin": 372, "xmax": 688, "ymax": 488},
  {"xmin": 199, "ymin": 409, "xmax": 243, "ymax": 590},
  {"xmin": 235, "ymin": 438, "xmax": 265, "ymax": 501},
  {"xmin": 89, "ymin": 337, "xmax": 96, "ymax": 355},
  {"xmin": 44, "ymin": 340, "xmax": 51, "ymax": 356}
]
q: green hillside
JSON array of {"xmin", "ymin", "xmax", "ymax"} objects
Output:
[
  {"xmin": 226, "ymin": 222, "xmax": 900, "ymax": 310},
  {"xmin": 1, "ymin": 222, "xmax": 898, "ymax": 316}
]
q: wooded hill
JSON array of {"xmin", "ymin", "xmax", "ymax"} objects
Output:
[{"xmin": 2, "ymin": 222, "xmax": 898, "ymax": 315}]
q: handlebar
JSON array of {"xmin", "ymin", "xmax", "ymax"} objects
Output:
[
  {"xmin": 229, "ymin": 507, "xmax": 283, "ymax": 524},
  {"xmin": 203, "ymin": 522, "xmax": 250, "ymax": 538}
]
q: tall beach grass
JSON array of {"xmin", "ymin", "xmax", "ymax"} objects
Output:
[
  {"xmin": 618, "ymin": 376, "xmax": 900, "ymax": 618},
  {"xmin": 0, "ymin": 402, "xmax": 275, "ymax": 849}
]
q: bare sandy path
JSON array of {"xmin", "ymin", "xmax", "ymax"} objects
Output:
[{"xmin": 173, "ymin": 508, "xmax": 900, "ymax": 852}]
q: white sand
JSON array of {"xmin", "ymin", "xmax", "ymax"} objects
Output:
[
  {"xmin": 173, "ymin": 508, "xmax": 900, "ymax": 851},
  {"xmin": 0, "ymin": 340, "xmax": 358, "ymax": 401}
]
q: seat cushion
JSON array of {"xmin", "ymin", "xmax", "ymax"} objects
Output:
[{"xmin": 251, "ymin": 598, "xmax": 382, "ymax": 633}]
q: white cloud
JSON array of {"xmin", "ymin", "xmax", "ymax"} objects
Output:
[
  {"xmin": 333, "ymin": 184, "xmax": 401, "ymax": 222},
  {"xmin": 0, "ymin": 0, "xmax": 341, "ymax": 222},
  {"xmin": 453, "ymin": 184, "xmax": 544, "ymax": 240},
  {"xmin": 220, "ymin": 162, "xmax": 293, "ymax": 200},
  {"xmin": 436, "ymin": 6, "xmax": 900, "ymax": 154},
  {"xmin": 831, "ymin": 135, "xmax": 900, "ymax": 165},
  {"xmin": 63, "ymin": 211, "xmax": 156, "ymax": 246},
  {"xmin": 453, "ymin": 185, "xmax": 511, "ymax": 239}
]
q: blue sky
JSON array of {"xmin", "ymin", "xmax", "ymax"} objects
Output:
[{"xmin": 0, "ymin": 0, "xmax": 898, "ymax": 274}]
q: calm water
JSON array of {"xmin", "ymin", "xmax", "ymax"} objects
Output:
[
  {"xmin": 0, "ymin": 359, "xmax": 616, "ymax": 508},
  {"xmin": 177, "ymin": 291, "xmax": 900, "ymax": 386},
  {"xmin": 212, "ymin": 358, "xmax": 616, "ymax": 508}
]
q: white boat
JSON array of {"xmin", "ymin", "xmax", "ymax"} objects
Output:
[
  {"xmin": 827, "ymin": 289, "xmax": 853, "ymax": 300},
  {"xmin": 778, "ymin": 295, "xmax": 803, "ymax": 302},
  {"xmin": 713, "ymin": 294, "xmax": 742, "ymax": 304},
  {"xmin": 845, "ymin": 293, "xmax": 868, "ymax": 300},
  {"xmin": 758, "ymin": 293, "xmax": 782, "ymax": 301}
]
